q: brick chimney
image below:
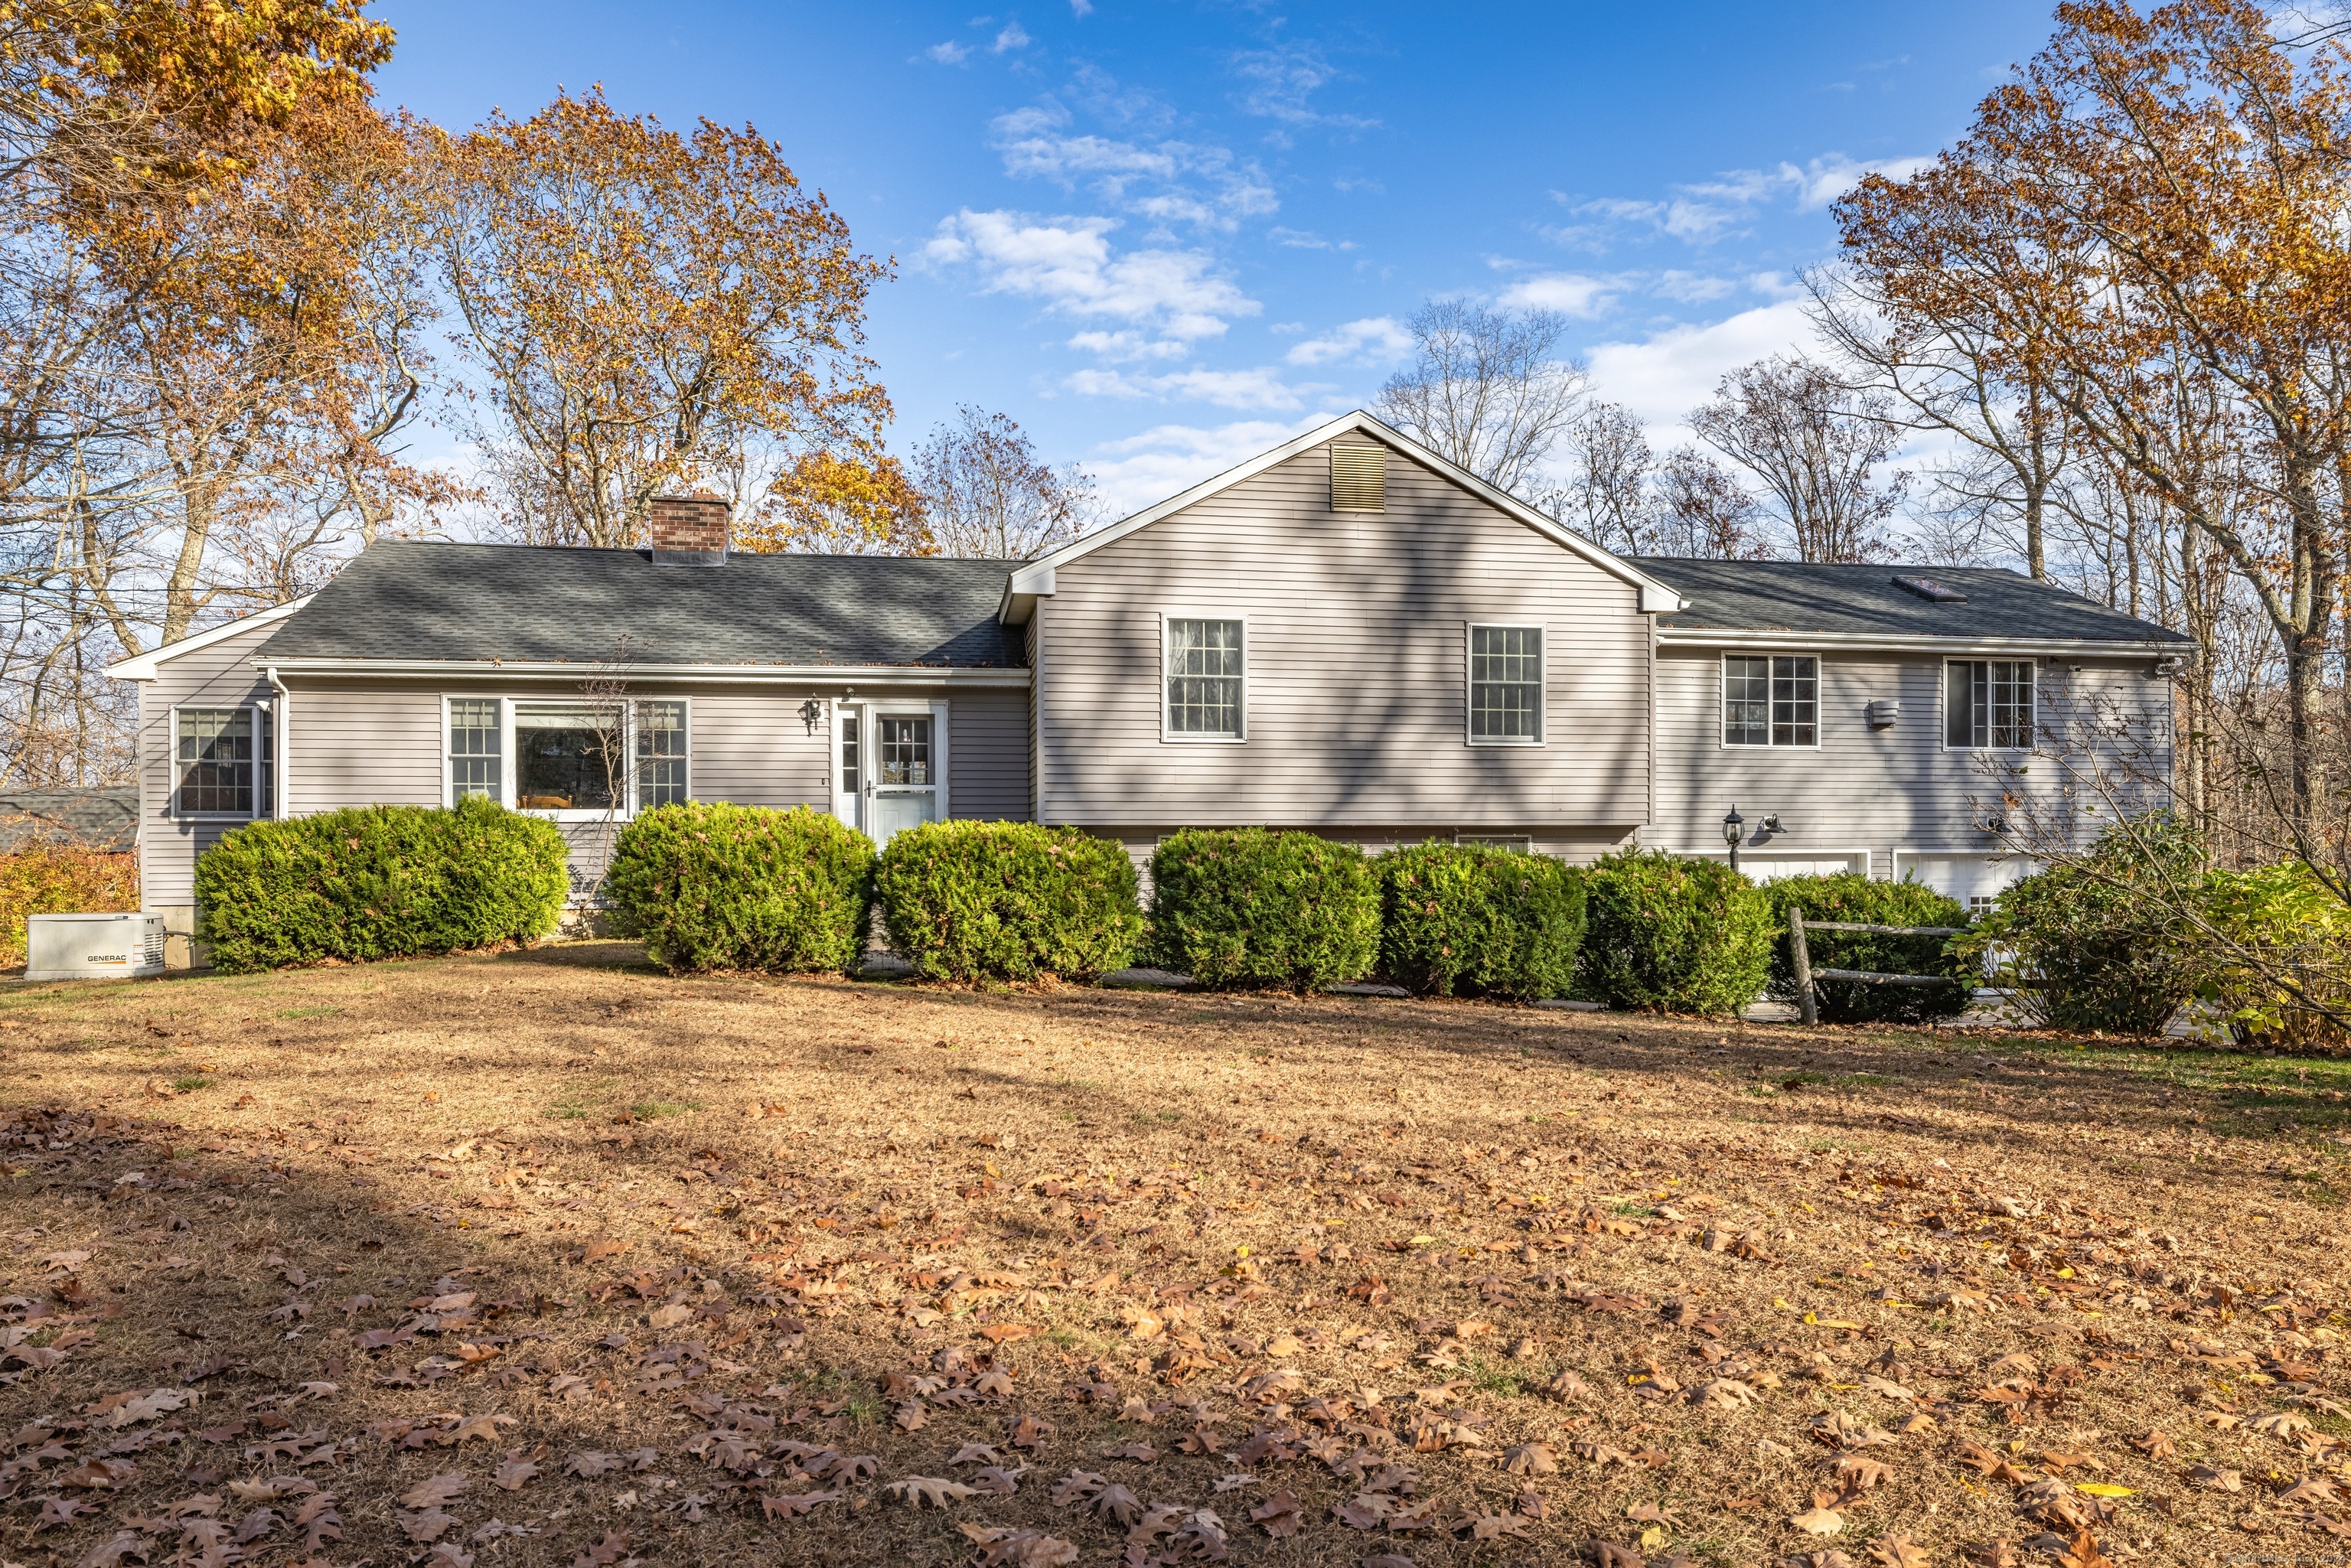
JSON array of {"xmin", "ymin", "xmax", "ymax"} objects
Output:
[{"xmin": 647, "ymin": 494, "xmax": 731, "ymax": 565}]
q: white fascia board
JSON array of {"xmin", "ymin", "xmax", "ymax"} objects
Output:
[
  {"xmin": 1005, "ymin": 409, "xmax": 1686, "ymax": 617},
  {"xmin": 105, "ymin": 595, "xmax": 315, "ymax": 681},
  {"xmin": 262, "ymin": 658, "xmax": 1030, "ymax": 687},
  {"xmin": 998, "ymin": 562, "xmax": 1055, "ymax": 625},
  {"xmin": 1655, "ymin": 628, "xmax": 2196, "ymax": 660}
]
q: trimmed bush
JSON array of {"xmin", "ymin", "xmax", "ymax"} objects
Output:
[
  {"xmin": 1378, "ymin": 842, "xmax": 1586, "ymax": 1001},
  {"xmin": 195, "ymin": 796, "xmax": 568, "ymax": 973},
  {"xmin": 606, "ymin": 803, "xmax": 874, "ymax": 975},
  {"xmin": 1, "ymin": 845, "xmax": 138, "ymax": 968},
  {"xmin": 1580, "ymin": 849, "xmax": 1772, "ymax": 1015},
  {"xmin": 1149, "ymin": 828, "xmax": 1379, "ymax": 990},
  {"xmin": 875, "ymin": 819, "xmax": 1142, "ymax": 982},
  {"xmin": 1963, "ymin": 813, "xmax": 2212, "ymax": 1035},
  {"xmin": 1763, "ymin": 872, "xmax": 1973, "ymax": 1024}
]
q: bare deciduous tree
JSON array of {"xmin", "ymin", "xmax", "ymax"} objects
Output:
[
  {"xmin": 1689, "ymin": 356, "xmax": 1907, "ymax": 563},
  {"xmin": 1375, "ymin": 299, "xmax": 1590, "ymax": 498},
  {"xmin": 1547, "ymin": 401, "xmax": 1654, "ymax": 556},
  {"xmin": 908, "ymin": 406, "xmax": 1096, "ymax": 560},
  {"xmin": 1650, "ymin": 447, "xmax": 1766, "ymax": 560}
]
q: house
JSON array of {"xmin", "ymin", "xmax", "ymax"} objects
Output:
[{"xmin": 109, "ymin": 411, "xmax": 2190, "ymax": 963}]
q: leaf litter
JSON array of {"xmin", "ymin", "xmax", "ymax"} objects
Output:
[{"xmin": 0, "ymin": 946, "xmax": 2340, "ymax": 1563}]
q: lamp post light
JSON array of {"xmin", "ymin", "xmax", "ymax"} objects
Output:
[{"xmin": 1723, "ymin": 805, "xmax": 1745, "ymax": 874}]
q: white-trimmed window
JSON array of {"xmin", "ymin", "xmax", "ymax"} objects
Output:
[
  {"xmin": 1945, "ymin": 660, "xmax": 2034, "ymax": 749},
  {"xmin": 451, "ymin": 696, "xmax": 690, "ymax": 816},
  {"xmin": 1723, "ymin": 654, "xmax": 1818, "ymax": 747},
  {"xmin": 1467, "ymin": 624, "xmax": 1544, "ymax": 744},
  {"xmin": 447, "ymin": 698, "xmax": 501, "ymax": 803},
  {"xmin": 1164, "ymin": 617, "xmax": 1245, "ymax": 740},
  {"xmin": 174, "ymin": 706, "xmax": 269, "ymax": 818},
  {"xmin": 636, "ymin": 700, "xmax": 689, "ymax": 808}
]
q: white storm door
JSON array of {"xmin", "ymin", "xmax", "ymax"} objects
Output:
[{"xmin": 865, "ymin": 704, "xmax": 941, "ymax": 845}]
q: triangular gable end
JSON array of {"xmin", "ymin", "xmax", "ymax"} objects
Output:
[
  {"xmin": 999, "ymin": 410, "xmax": 1686, "ymax": 622},
  {"xmin": 106, "ymin": 595, "xmax": 315, "ymax": 682}
]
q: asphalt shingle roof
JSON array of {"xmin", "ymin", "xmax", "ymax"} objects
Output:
[
  {"xmin": 1629, "ymin": 557, "xmax": 2192, "ymax": 644},
  {"xmin": 259, "ymin": 541, "xmax": 1024, "ymax": 667},
  {"xmin": 0, "ymin": 786, "xmax": 137, "ymax": 852}
]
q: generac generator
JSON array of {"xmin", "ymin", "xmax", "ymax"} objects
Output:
[{"xmin": 24, "ymin": 912, "xmax": 168, "ymax": 981}]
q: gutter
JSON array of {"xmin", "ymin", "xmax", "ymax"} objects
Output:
[
  {"xmin": 1654, "ymin": 628, "xmax": 2196, "ymax": 660},
  {"xmin": 252, "ymin": 659, "xmax": 1032, "ymax": 688}
]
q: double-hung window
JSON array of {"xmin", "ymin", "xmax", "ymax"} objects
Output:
[
  {"xmin": 635, "ymin": 701, "xmax": 688, "ymax": 808},
  {"xmin": 1946, "ymin": 660, "xmax": 2034, "ymax": 749},
  {"xmin": 174, "ymin": 706, "xmax": 269, "ymax": 817},
  {"xmin": 1723, "ymin": 655, "xmax": 1818, "ymax": 746},
  {"xmin": 1164, "ymin": 617, "xmax": 1244, "ymax": 740},
  {"xmin": 1468, "ymin": 625, "xmax": 1544, "ymax": 743},
  {"xmin": 448, "ymin": 696, "xmax": 690, "ymax": 813},
  {"xmin": 448, "ymin": 699, "xmax": 501, "ymax": 801}
]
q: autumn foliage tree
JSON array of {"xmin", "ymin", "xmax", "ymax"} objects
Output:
[
  {"xmin": 428, "ymin": 90, "xmax": 899, "ymax": 550},
  {"xmin": 1836, "ymin": 0, "xmax": 2351, "ymax": 830}
]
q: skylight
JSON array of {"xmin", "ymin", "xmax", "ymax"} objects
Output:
[{"xmin": 1892, "ymin": 574, "xmax": 1968, "ymax": 603}]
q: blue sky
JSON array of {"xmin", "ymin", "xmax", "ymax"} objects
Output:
[{"xmin": 375, "ymin": 0, "xmax": 2063, "ymax": 513}]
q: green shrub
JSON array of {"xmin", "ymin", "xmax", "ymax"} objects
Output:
[
  {"xmin": 875, "ymin": 820, "xmax": 1142, "ymax": 982},
  {"xmin": 195, "ymin": 796, "xmax": 568, "ymax": 973},
  {"xmin": 1580, "ymin": 849, "xmax": 1772, "ymax": 1015},
  {"xmin": 1378, "ymin": 842, "xmax": 1586, "ymax": 1001},
  {"xmin": 1765, "ymin": 872, "xmax": 1974, "ymax": 1024},
  {"xmin": 1961, "ymin": 813, "xmax": 2209, "ymax": 1035},
  {"xmin": 605, "ymin": 803, "xmax": 873, "ymax": 975},
  {"xmin": 1149, "ymin": 828, "xmax": 1380, "ymax": 990},
  {"xmin": 2199, "ymin": 861, "xmax": 2351, "ymax": 1054}
]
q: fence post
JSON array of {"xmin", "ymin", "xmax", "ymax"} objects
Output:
[{"xmin": 1789, "ymin": 905, "xmax": 1818, "ymax": 1026}]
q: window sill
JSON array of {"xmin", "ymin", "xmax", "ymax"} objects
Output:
[
  {"xmin": 1466, "ymin": 738, "xmax": 1544, "ymax": 748},
  {"xmin": 1160, "ymin": 733, "xmax": 1247, "ymax": 745}
]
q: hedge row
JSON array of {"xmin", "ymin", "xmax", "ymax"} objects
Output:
[
  {"xmin": 2, "ymin": 843, "xmax": 139, "ymax": 968},
  {"xmin": 201, "ymin": 800, "xmax": 1983, "ymax": 1019}
]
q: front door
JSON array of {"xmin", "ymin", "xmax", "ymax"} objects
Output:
[{"xmin": 865, "ymin": 708, "xmax": 938, "ymax": 845}]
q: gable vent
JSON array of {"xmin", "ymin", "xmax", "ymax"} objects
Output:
[
  {"xmin": 1330, "ymin": 440, "xmax": 1386, "ymax": 513},
  {"xmin": 1892, "ymin": 573, "xmax": 1968, "ymax": 603}
]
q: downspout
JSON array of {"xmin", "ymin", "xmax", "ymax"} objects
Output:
[{"xmin": 265, "ymin": 666, "xmax": 290, "ymax": 820}]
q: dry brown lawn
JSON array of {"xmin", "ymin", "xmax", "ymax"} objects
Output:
[{"xmin": 2, "ymin": 943, "xmax": 2347, "ymax": 1568}]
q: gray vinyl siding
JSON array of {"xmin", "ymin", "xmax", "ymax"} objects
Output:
[
  {"xmin": 1035, "ymin": 439, "xmax": 1651, "ymax": 832},
  {"xmin": 285, "ymin": 680, "xmax": 442, "ymax": 817},
  {"xmin": 950, "ymin": 686, "xmax": 1032, "ymax": 821},
  {"xmin": 1652, "ymin": 646, "xmax": 2173, "ymax": 872},
  {"xmin": 135, "ymin": 620, "xmax": 283, "ymax": 909}
]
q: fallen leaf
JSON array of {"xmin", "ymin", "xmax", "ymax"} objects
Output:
[
  {"xmin": 398, "ymin": 1474, "xmax": 467, "ymax": 1510},
  {"xmin": 1792, "ymin": 1506, "xmax": 1847, "ymax": 1537},
  {"xmin": 887, "ymin": 1475, "xmax": 978, "ymax": 1508},
  {"xmin": 1249, "ymin": 1489, "xmax": 1303, "ymax": 1537}
]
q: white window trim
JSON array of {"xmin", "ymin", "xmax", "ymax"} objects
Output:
[
  {"xmin": 1159, "ymin": 611, "xmax": 1248, "ymax": 744},
  {"xmin": 169, "ymin": 703, "xmax": 269, "ymax": 820},
  {"xmin": 1939, "ymin": 657, "xmax": 2037, "ymax": 752},
  {"xmin": 1695, "ymin": 847, "xmax": 1873, "ymax": 879},
  {"xmin": 441, "ymin": 693, "xmax": 692, "ymax": 819},
  {"xmin": 1717, "ymin": 651, "xmax": 1824, "ymax": 751},
  {"xmin": 1464, "ymin": 621, "xmax": 1546, "ymax": 747}
]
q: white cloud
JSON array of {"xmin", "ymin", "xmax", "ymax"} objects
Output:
[
  {"xmin": 993, "ymin": 21, "xmax": 1031, "ymax": 52},
  {"xmin": 1083, "ymin": 414, "xmax": 1342, "ymax": 514},
  {"xmin": 1652, "ymin": 270, "xmax": 1741, "ymax": 304},
  {"xmin": 925, "ymin": 41, "xmax": 970, "ymax": 64},
  {"xmin": 924, "ymin": 208, "xmax": 1260, "ymax": 341},
  {"xmin": 1065, "ymin": 329, "xmax": 1188, "ymax": 361},
  {"xmin": 1786, "ymin": 153, "xmax": 1932, "ymax": 210},
  {"xmin": 1497, "ymin": 272, "xmax": 1619, "ymax": 317},
  {"xmin": 1070, "ymin": 0, "xmax": 1093, "ymax": 13},
  {"xmin": 1563, "ymin": 152, "xmax": 1934, "ymax": 248},
  {"xmin": 1586, "ymin": 300, "xmax": 1815, "ymax": 436},
  {"xmin": 1267, "ymin": 226, "xmax": 1353, "ymax": 250},
  {"xmin": 1284, "ymin": 316, "xmax": 1410, "ymax": 367},
  {"xmin": 1065, "ymin": 365, "xmax": 1307, "ymax": 412},
  {"xmin": 989, "ymin": 103, "xmax": 1277, "ymax": 231},
  {"xmin": 1228, "ymin": 44, "xmax": 1377, "ymax": 131}
]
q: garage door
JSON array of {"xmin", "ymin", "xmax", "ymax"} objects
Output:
[
  {"xmin": 1894, "ymin": 852, "xmax": 2034, "ymax": 914},
  {"xmin": 1700, "ymin": 851, "xmax": 1870, "ymax": 883}
]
